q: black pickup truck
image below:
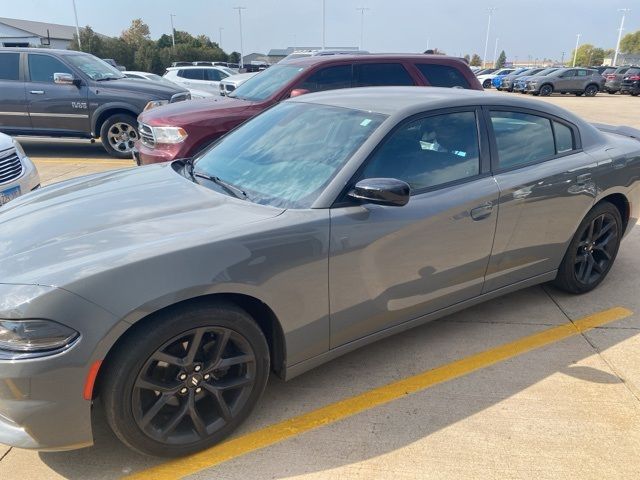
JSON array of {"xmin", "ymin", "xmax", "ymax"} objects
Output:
[{"xmin": 0, "ymin": 48, "xmax": 190, "ymax": 158}]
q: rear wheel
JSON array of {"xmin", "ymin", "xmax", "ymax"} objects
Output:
[
  {"xmin": 100, "ymin": 113, "xmax": 139, "ymax": 158},
  {"xmin": 553, "ymin": 202, "xmax": 622, "ymax": 294},
  {"xmin": 102, "ymin": 302, "xmax": 270, "ymax": 457},
  {"xmin": 584, "ymin": 84, "xmax": 598, "ymax": 97}
]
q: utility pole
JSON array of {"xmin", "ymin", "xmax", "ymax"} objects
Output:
[
  {"xmin": 356, "ymin": 7, "xmax": 370, "ymax": 51},
  {"xmin": 169, "ymin": 14, "xmax": 176, "ymax": 49},
  {"xmin": 561, "ymin": 51, "xmax": 565, "ymax": 66},
  {"xmin": 72, "ymin": 0, "xmax": 82, "ymax": 50},
  {"xmin": 234, "ymin": 6, "xmax": 246, "ymax": 68},
  {"xmin": 483, "ymin": 7, "xmax": 497, "ymax": 68},
  {"xmin": 572, "ymin": 33, "xmax": 581, "ymax": 67},
  {"xmin": 322, "ymin": 0, "xmax": 326, "ymax": 50},
  {"xmin": 613, "ymin": 9, "xmax": 630, "ymax": 67},
  {"xmin": 493, "ymin": 37, "xmax": 499, "ymax": 67},
  {"xmin": 219, "ymin": 27, "xmax": 223, "ymax": 47}
]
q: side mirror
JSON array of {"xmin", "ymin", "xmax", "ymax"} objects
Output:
[
  {"xmin": 348, "ymin": 178, "xmax": 410, "ymax": 207},
  {"xmin": 54, "ymin": 73, "xmax": 76, "ymax": 85},
  {"xmin": 290, "ymin": 88, "xmax": 310, "ymax": 98}
]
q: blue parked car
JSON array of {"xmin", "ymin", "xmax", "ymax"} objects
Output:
[{"xmin": 492, "ymin": 67, "xmax": 526, "ymax": 88}]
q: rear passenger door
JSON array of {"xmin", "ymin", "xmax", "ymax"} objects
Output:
[
  {"xmin": 484, "ymin": 108, "xmax": 596, "ymax": 292},
  {"xmin": 0, "ymin": 52, "xmax": 31, "ymax": 132}
]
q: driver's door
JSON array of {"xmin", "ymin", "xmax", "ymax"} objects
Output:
[{"xmin": 328, "ymin": 108, "xmax": 499, "ymax": 347}]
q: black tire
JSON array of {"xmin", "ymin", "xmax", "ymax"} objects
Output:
[
  {"xmin": 100, "ymin": 113, "xmax": 139, "ymax": 159},
  {"xmin": 584, "ymin": 84, "xmax": 598, "ymax": 97},
  {"xmin": 482, "ymin": 79, "xmax": 492, "ymax": 89},
  {"xmin": 531, "ymin": 92, "xmax": 540, "ymax": 96},
  {"xmin": 553, "ymin": 202, "xmax": 622, "ymax": 294},
  {"xmin": 101, "ymin": 301, "xmax": 270, "ymax": 457},
  {"xmin": 631, "ymin": 92, "xmax": 639, "ymax": 97},
  {"xmin": 539, "ymin": 84, "xmax": 553, "ymax": 96}
]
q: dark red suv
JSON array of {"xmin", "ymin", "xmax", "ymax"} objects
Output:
[{"xmin": 134, "ymin": 55, "xmax": 482, "ymax": 165}]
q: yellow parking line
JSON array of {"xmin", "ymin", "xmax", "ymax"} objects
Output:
[{"xmin": 124, "ymin": 306, "xmax": 632, "ymax": 480}]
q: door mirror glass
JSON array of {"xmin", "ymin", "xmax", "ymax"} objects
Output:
[
  {"xmin": 348, "ymin": 178, "xmax": 410, "ymax": 207},
  {"xmin": 54, "ymin": 72, "xmax": 75, "ymax": 85},
  {"xmin": 290, "ymin": 88, "xmax": 310, "ymax": 98}
]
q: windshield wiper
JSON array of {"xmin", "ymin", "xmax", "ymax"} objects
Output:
[
  {"xmin": 96, "ymin": 77, "xmax": 120, "ymax": 81},
  {"xmin": 193, "ymin": 170, "xmax": 248, "ymax": 200}
]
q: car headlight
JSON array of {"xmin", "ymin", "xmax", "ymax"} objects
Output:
[
  {"xmin": 12, "ymin": 139, "xmax": 26, "ymax": 159},
  {"xmin": 0, "ymin": 319, "xmax": 79, "ymax": 353},
  {"xmin": 144, "ymin": 99, "xmax": 170, "ymax": 111},
  {"xmin": 152, "ymin": 126, "xmax": 188, "ymax": 144}
]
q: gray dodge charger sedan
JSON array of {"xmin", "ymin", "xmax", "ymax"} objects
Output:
[{"xmin": 1, "ymin": 87, "xmax": 639, "ymax": 457}]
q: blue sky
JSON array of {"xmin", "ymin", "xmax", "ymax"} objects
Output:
[{"xmin": 4, "ymin": 0, "xmax": 639, "ymax": 61}]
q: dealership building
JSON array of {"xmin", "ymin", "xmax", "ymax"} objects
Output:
[{"xmin": 0, "ymin": 17, "xmax": 94, "ymax": 49}]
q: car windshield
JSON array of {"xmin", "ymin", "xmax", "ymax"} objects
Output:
[
  {"xmin": 65, "ymin": 54, "xmax": 124, "ymax": 80},
  {"xmin": 192, "ymin": 102, "xmax": 386, "ymax": 208},
  {"xmin": 229, "ymin": 65, "xmax": 305, "ymax": 101}
]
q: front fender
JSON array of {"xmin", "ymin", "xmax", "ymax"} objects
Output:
[{"xmin": 91, "ymin": 102, "xmax": 142, "ymax": 136}]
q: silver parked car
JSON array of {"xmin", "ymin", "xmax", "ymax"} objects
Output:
[
  {"xmin": 1, "ymin": 88, "xmax": 639, "ymax": 457},
  {"xmin": 0, "ymin": 133, "xmax": 40, "ymax": 206},
  {"xmin": 525, "ymin": 68, "xmax": 605, "ymax": 96}
]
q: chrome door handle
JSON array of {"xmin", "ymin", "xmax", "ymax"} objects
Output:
[
  {"xmin": 470, "ymin": 202, "xmax": 494, "ymax": 221},
  {"xmin": 29, "ymin": 90, "xmax": 45, "ymax": 94}
]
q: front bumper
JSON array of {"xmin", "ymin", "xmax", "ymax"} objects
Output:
[
  {"xmin": 0, "ymin": 155, "xmax": 40, "ymax": 206},
  {"xmin": 0, "ymin": 284, "xmax": 122, "ymax": 451},
  {"xmin": 134, "ymin": 139, "xmax": 187, "ymax": 165}
]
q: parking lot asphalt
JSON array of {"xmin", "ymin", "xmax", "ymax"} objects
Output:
[{"xmin": 2, "ymin": 93, "xmax": 640, "ymax": 479}]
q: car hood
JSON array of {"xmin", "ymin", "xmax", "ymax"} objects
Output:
[
  {"xmin": 0, "ymin": 163, "xmax": 284, "ymax": 285},
  {"xmin": 94, "ymin": 78, "xmax": 187, "ymax": 99},
  {"xmin": 138, "ymin": 95, "xmax": 255, "ymax": 127}
]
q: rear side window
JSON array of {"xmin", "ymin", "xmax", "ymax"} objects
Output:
[
  {"xmin": 354, "ymin": 63, "xmax": 415, "ymax": 87},
  {"xmin": 490, "ymin": 111, "xmax": 555, "ymax": 169},
  {"xmin": 415, "ymin": 63, "xmax": 470, "ymax": 88},
  {"xmin": 297, "ymin": 65, "xmax": 352, "ymax": 92},
  {"xmin": 28, "ymin": 54, "xmax": 72, "ymax": 83},
  {"xmin": 0, "ymin": 53, "xmax": 20, "ymax": 81},
  {"xmin": 553, "ymin": 122, "xmax": 574, "ymax": 153},
  {"xmin": 179, "ymin": 69, "xmax": 204, "ymax": 80}
]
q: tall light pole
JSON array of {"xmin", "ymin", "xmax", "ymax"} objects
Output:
[
  {"xmin": 572, "ymin": 33, "xmax": 581, "ymax": 67},
  {"xmin": 613, "ymin": 8, "xmax": 630, "ymax": 67},
  {"xmin": 219, "ymin": 27, "xmax": 223, "ymax": 47},
  {"xmin": 169, "ymin": 14, "xmax": 176, "ymax": 49},
  {"xmin": 493, "ymin": 37, "xmax": 499, "ymax": 67},
  {"xmin": 356, "ymin": 7, "xmax": 370, "ymax": 51},
  {"xmin": 483, "ymin": 7, "xmax": 497, "ymax": 68},
  {"xmin": 234, "ymin": 6, "xmax": 246, "ymax": 68},
  {"xmin": 322, "ymin": 0, "xmax": 326, "ymax": 50},
  {"xmin": 72, "ymin": 0, "xmax": 82, "ymax": 50}
]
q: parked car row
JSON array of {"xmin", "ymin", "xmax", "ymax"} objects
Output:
[
  {"xmin": 493, "ymin": 67, "xmax": 605, "ymax": 97},
  {"xmin": 604, "ymin": 66, "xmax": 640, "ymax": 96}
]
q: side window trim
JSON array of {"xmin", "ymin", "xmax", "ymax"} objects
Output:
[
  {"xmin": 483, "ymin": 106, "xmax": 583, "ymax": 174},
  {"xmin": 333, "ymin": 106, "xmax": 488, "ymax": 206}
]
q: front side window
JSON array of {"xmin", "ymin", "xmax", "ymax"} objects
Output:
[
  {"xmin": 0, "ymin": 53, "xmax": 20, "ymax": 81},
  {"xmin": 206, "ymin": 69, "xmax": 227, "ymax": 81},
  {"xmin": 296, "ymin": 65, "xmax": 352, "ymax": 92},
  {"xmin": 354, "ymin": 63, "xmax": 415, "ymax": 87},
  {"xmin": 193, "ymin": 102, "xmax": 386, "ymax": 208},
  {"xmin": 490, "ymin": 111, "xmax": 556, "ymax": 169},
  {"xmin": 28, "ymin": 54, "xmax": 73, "ymax": 83},
  {"xmin": 359, "ymin": 111, "xmax": 480, "ymax": 191},
  {"xmin": 415, "ymin": 64, "xmax": 470, "ymax": 88}
]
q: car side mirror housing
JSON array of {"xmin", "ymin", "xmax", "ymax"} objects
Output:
[
  {"xmin": 348, "ymin": 178, "xmax": 411, "ymax": 207},
  {"xmin": 54, "ymin": 73, "xmax": 76, "ymax": 85},
  {"xmin": 290, "ymin": 88, "xmax": 310, "ymax": 98}
]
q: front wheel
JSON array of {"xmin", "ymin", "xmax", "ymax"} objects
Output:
[
  {"xmin": 553, "ymin": 202, "xmax": 622, "ymax": 294},
  {"xmin": 539, "ymin": 84, "xmax": 553, "ymax": 96},
  {"xmin": 102, "ymin": 302, "xmax": 270, "ymax": 457},
  {"xmin": 482, "ymin": 79, "xmax": 492, "ymax": 88},
  {"xmin": 584, "ymin": 84, "xmax": 598, "ymax": 97},
  {"xmin": 100, "ymin": 113, "xmax": 139, "ymax": 159}
]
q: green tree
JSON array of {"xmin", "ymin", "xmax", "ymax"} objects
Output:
[
  {"xmin": 495, "ymin": 50, "xmax": 507, "ymax": 68},
  {"xmin": 470, "ymin": 53, "xmax": 482, "ymax": 66},
  {"xmin": 570, "ymin": 44, "xmax": 606, "ymax": 66},
  {"xmin": 121, "ymin": 19, "xmax": 150, "ymax": 48},
  {"xmin": 620, "ymin": 30, "xmax": 640, "ymax": 54},
  {"xmin": 69, "ymin": 26, "xmax": 103, "ymax": 54},
  {"xmin": 228, "ymin": 51, "xmax": 241, "ymax": 63}
]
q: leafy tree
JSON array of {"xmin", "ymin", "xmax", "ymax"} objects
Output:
[
  {"xmin": 121, "ymin": 19, "xmax": 150, "ymax": 48},
  {"xmin": 228, "ymin": 51, "xmax": 241, "ymax": 63},
  {"xmin": 570, "ymin": 44, "xmax": 606, "ymax": 66},
  {"xmin": 470, "ymin": 53, "xmax": 482, "ymax": 66},
  {"xmin": 620, "ymin": 30, "xmax": 640, "ymax": 54},
  {"xmin": 495, "ymin": 50, "xmax": 507, "ymax": 69},
  {"xmin": 69, "ymin": 26, "xmax": 103, "ymax": 53}
]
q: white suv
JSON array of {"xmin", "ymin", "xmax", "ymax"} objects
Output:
[
  {"xmin": 163, "ymin": 66, "xmax": 231, "ymax": 94},
  {"xmin": 0, "ymin": 134, "xmax": 40, "ymax": 207}
]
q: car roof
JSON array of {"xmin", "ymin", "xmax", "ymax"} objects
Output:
[
  {"xmin": 0, "ymin": 47, "xmax": 88, "ymax": 56},
  {"xmin": 282, "ymin": 53, "xmax": 468, "ymax": 67},
  {"xmin": 289, "ymin": 86, "xmax": 587, "ymax": 122},
  {"xmin": 166, "ymin": 65, "xmax": 227, "ymax": 70}
]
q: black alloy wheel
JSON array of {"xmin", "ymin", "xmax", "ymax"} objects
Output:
[
  {"xmin": 584, "ymin": 84, "xmax": 598, "ymax": 97},
  {"xmin": 132, "ymin": 326, "xmax": 256, "ymax": 446},
  {"xmin": 539, "ymin": 84, "xmax": 553, "ymax": 96},
  {"xmin": 554, "ymin": 202, "xmax": 622, "ymax": 293},
  {"xmin": 483, "ymin": 79, "xmax": 492, "ymax": 88}
]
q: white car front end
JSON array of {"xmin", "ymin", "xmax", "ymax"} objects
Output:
[
  {"xmin": 0, "ymin": 134, "xmax": 40, "ymax": 207},
  {"xmin": 219, "ymin": 72, "xmax": 259, "ymax": 96}
]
